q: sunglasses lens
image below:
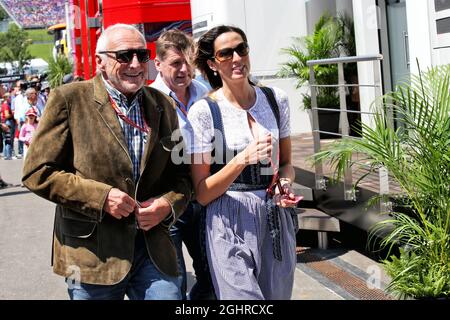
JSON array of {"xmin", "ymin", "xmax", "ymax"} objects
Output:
[
  {"xmin": 214, "ymin": 42, "xmax": 249, "ymax": 61},
  {"xmin": 115, "ymin": 51, "xmax": 133, "ymax": 63},
  {"xmin": 115, "ymin": 50, "xmax": 150, "ymax": 63},
  {"xmin": 236, "ymin": 42, "xmax": 249, "ymax": 56},
  {"xmin": 216, "ymin": 49, "xmax": 233, "ymax": 62},
  {"xmin": 136, "ymin": 49, "xmax": 150, "ymax": 63}
]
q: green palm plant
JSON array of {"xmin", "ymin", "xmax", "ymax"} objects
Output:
[
  {"xmin": 313, "ymin": 64, "xmax": 450, "ymax": 299},
  {"xmin": 279, "ymin": 13, "xmax": 341, "ymax": 110},
  {"xmin": 47, "ymin": 55, "xmax": 73, "ymax": 88},
  {"xmin": 279, "ymin": 13, "xmax": 357, "ymax": 110}
]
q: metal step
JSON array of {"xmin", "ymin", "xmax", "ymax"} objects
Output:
[
  {"xmin": 295, "ymin": 208, "xmax": 340, "ymax": 249},
  {"xmin": 292, "ymin": 182, "xmax": 313, "ymax": 201}
]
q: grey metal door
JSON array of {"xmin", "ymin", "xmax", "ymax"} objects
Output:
[{"xmin": 386, "ymin": 0, "xmax": 410, "ymax": 90}]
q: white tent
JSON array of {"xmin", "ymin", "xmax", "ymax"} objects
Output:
[
  {"xmin": 0, "ymin": 58, "xmax": 49, "ymax": 75},
  {"xmin": 24, "ymin": 58, "xmax": 49, "ymax": 75}
]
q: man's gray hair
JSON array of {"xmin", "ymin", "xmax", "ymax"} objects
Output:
[
  {"xmin": 25, "ymin": 87, "xmax": 37, "ymax": 97},
  {"xmin": 95, "ymin": 23, "xmax": 146, "ymax": 54}
]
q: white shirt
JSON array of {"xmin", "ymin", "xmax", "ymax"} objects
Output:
[{"xmin": 150, "ymin": 74, "xmax": 209, "ymax": 131}]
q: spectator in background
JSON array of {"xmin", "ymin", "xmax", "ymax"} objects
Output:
[
  {"xmin": 40, "ymin": 81, "xmax": 50, "ymax": 104},
  {"xmin": 29, "ymin": 76, "xmax": 46, "ymax": 112},
  {"xmin": 1, "ymin": 93, "xmax": 14, "ymax": 160},
  {"xmin": 62, "ymin": 73, "xmax": 74, "ymax": 84},
  {"xmin": 0, "ymin": 122, "xmax": 13, "ymax": 188},
  {"xmin": 2, "ymin": 0, "xmax": 66, "ymax": 29},
  {"xmin": 150, "ymin": 29, "xmax": 214, "ymax": 300},
  {"xmin": 0, "ymin": 85, "xmax": 4, "ymax": 156},
  {"xmin": 19, "ymin": 108, "xmax": 38, "ymax": 159},
  {"xmin": 22, "ymin": 88, "xmax": 45, "ymax": 118},
  {"xmin": 12, "ymin": 80, "xmax": 27, "ymax": 158}
]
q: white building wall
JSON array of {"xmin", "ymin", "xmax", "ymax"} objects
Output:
[
  {"xmin": 406, "ymin": 0, "xmax": 433, "ymax": 74},
  {"xmin": 305, "ymin": 0, "xmax": 336, "ymax": 33},
  {"xmin": 352, "ymin": 0, "xmax": 382, "ymax": 127},
  {"xmin": 426, "ymin": 0, "xmax": 450, "ymax": 67},
  {"xmin": 305, "ymin": 0, "xmax": 353, "ymax": 32},
  {"xmin": 191, "ymin": 0, "xmax": 310, "ymax": 135},
  {"xmin": 336, "ymin": 0, "xmax": 353, "ymax": 17},
  {"xmin": 192, "ymin": 0, "xmax": 436, "ymax": 134}
]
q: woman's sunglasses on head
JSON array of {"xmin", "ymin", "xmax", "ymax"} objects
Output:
[
  {"xmin": 99, "ymin": 49, "xmax": 151, "ymax": 64},
  {"xmin": 214, "ymin": 42, "xmax": 249, "ymax": 62}
]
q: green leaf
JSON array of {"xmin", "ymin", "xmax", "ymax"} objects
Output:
[
  {"xmin": 313, "ymin": 64, "xmax": 450, "ymax": 299},
  {"xmin": 47, "ymin": 55, "xmax": 73, "ymax": 88}
]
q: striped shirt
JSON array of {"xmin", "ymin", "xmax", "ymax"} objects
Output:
[{"xmin": 103, "ymin": 78, "xmax": 147, "ymax": 182}]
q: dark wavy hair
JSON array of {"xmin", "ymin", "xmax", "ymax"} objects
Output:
[{"xmin": 195, "ymin": 25, "xmax": 249, "ymax": 90}]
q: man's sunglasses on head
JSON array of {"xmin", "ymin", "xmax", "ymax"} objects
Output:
[
  {"xmin": 99, "ymin": 49, "xmax": 151, "ymax": 63},
  {"xmin": 214, "ymin": 42, "xmax": 249, "ymax": 62}
]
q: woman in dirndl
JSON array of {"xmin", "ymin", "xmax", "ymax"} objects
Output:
[{"xmin": 186, "ymin": 25, "xmax": 302, "ymax": 300}]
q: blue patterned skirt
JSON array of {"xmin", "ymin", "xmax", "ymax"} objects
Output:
[{"xmin": 205, "ymin": 190, "xmax": 296, "ymax": 300}]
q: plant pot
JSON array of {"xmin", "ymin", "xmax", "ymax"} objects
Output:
[{"xmin": 318, "ymin": 106, "xmax": 340, "ymax": 139}]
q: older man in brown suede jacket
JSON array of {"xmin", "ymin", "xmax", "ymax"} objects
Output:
[{"xmin": 22, "ymin": 24, "xmax": 192, "ymax": 300}]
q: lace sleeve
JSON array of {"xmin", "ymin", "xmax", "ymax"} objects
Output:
[{"xmin": 185, "ymin": 99, "xmax": 215, "ymax": 154}]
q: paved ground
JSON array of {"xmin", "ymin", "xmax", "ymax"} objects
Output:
[
  {"xmin": 0, "ymin": 155, "xmax": 393, "ymax": 300},
  {"xmin": 0, "ymin": 157, "xmax": 67, "ymax": 299}
]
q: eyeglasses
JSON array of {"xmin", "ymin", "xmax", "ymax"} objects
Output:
[
  {"xmin": 213, "ymin": 42, "xmax": 249, "ymax": 62},
  {"xmin": 99, "ymin": 49, "xmax": 151, "ymax": 63}
]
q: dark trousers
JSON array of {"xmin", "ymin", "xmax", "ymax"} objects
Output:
[{"xmin": 170, "ymin": 201, "xmax": 215, "ymax": 300}]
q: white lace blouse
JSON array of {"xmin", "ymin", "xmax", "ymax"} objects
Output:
[{"xmin": 185, "ymin": 86, "xmax": 291, "ymax": 155}]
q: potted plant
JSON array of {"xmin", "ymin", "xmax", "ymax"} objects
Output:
[
  {"xmin": 313, "ymin": 64, "xmax": 450, "ymax": 299},
  {"xmin": 279, "ymin": 13, "xmax": 358, "ymax": 138},
  {"xmin": 47, "ymin": 54, "xmax": 73, "ymax": 88}
]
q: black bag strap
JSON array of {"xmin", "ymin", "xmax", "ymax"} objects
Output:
[
  {"xmin": 204, "ymin": 96, "xmax": 223, "ymax": 133},
  {"xmin": 259, "ymin": 86, "xmax": 280, "ymax": 130},
  {"xmin": 203, "ymin": 96, "xmax": 225, "ymax": 169}
]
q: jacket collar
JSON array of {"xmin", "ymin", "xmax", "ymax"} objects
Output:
[
  {"xmin": 139, "ymin": 86, "xmax": 162, "ymax": 170},
  {"xmin": 93, "ymin": 73, "xmax": 110, "ymax": 106},
  {"xmin": 92, "ymin": 74, "xmax": 163, "ymax": 172}
]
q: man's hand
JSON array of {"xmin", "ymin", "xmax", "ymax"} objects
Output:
[
  {"xmin": 135, "ymin": 197, "xmax": 172, "ymax": 231},
  {"xmin": 103, "ymin": 188, "xmax": 136, "ymax": 219}
]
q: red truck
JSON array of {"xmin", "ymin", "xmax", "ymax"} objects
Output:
[{"xmin": 68, "ymin": 0, "xmax": 192, "ymax": 81}]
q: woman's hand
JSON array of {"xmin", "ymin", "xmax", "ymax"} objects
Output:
[
  {"xmin": 273, "ymin": 180, "xmax": 303, "ymax": 208},
  {"xmin": 236, "ymin": 133, "xmax": 273, "ymax": 165}
]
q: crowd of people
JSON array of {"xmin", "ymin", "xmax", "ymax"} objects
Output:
[
  {"xmin": 0, "ymin": 76, "xmax": 49, "ymax": 164},
  {"xmin": 1, "ymin": 0, "xmax": 65, "ymax": 28},
  {"xmin": 3, "ymin": 23, "xmax": 302, "ymax": 300}
]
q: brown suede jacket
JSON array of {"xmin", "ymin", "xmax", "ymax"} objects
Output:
[{"xmin": 22, "ymin": 74, "xmax": 192, "ymax": 285}]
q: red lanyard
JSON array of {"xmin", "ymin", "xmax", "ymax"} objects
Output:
[
  {"xmin": 108, "ymin": 95, "xmax": 150, "ymax": 134},
  {"xmin": 173, "ymin": 97, "xmax": 188, "ymax": 117},
  {"xmin": 267, "ymin": 144, "xmax": 286, "ymax": 197},
  {"xmin": 178, "ymin": 104, "xmax": 188, "ymax": 117}
]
